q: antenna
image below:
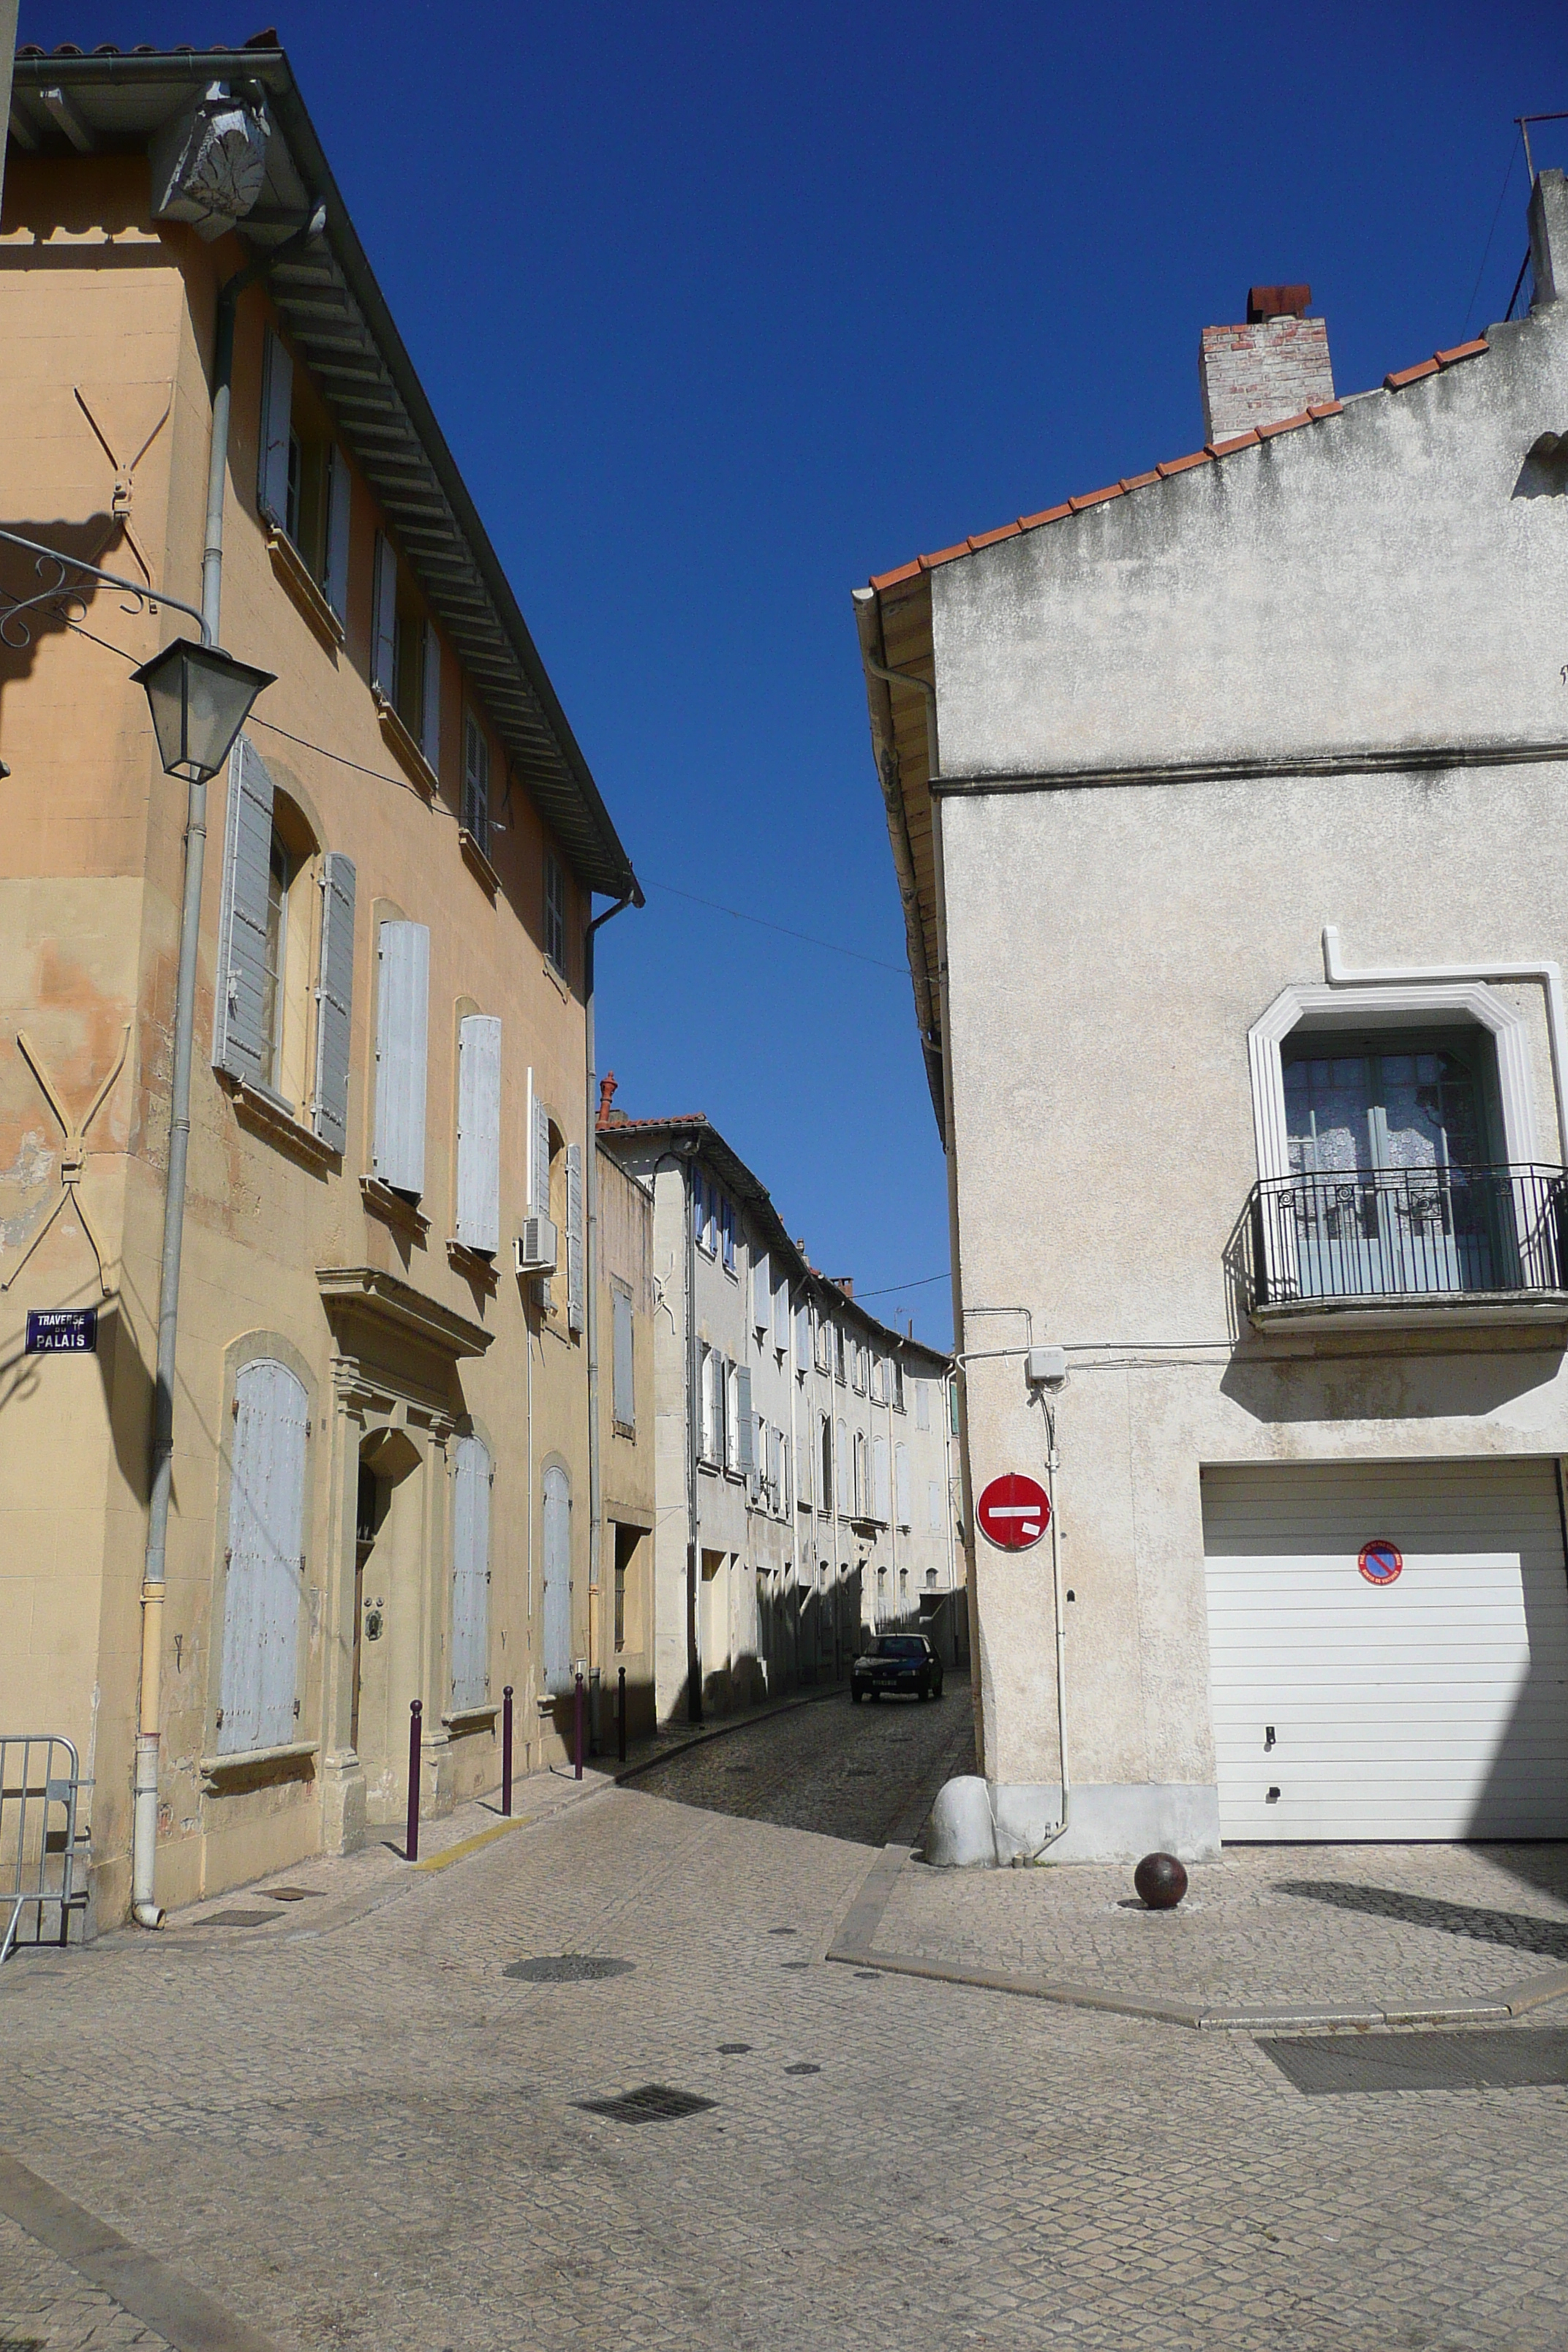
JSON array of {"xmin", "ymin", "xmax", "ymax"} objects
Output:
[{"xmin": 1517, "ymin": 111, "xmax": 1568, "ymax": 187}]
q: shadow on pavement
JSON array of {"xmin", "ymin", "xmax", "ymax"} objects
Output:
[{"xmin": 1277, "ymin": 1875, "xmax": 1568, "ymax": 1963}]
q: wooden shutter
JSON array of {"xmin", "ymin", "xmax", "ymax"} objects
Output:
[
  {"xmin": 916, "ymin": 1380, "xmax": 930, "ymax": 1431},
  {"xmin": 310, "ymin": 851, "xmax": 355, "ymax": 1153},
  {"xmin": 257, "ymin": 326, "xmax": 292, "ymax": 527},
  {"xmin": 528, "ymin": 1072, "xmax": 551, "ymax": 1215},
  {"xmin": 371, "ymin": 530, "xmax": 396, "ymax": 695},
  {"xmin": 873, "ymin": 1436, "xmax": 890, "ymax": 1524},
  {"xmin": 373, "ymin": 920, "xmax": 429, "ymax": 1196},
  {"xmin": 895, "ymin": 1442, "xmax": 911, "ymax": 1530},
  {"xmin": 212, "ymin": 736, "xmax": 275, "ymax": 1085},
  {"xmin": 612, "ymin": 1287, "xmax": 634, "ymax": 1428},
  {"xmin": 542, "ymin": 1463, "xmax": 572, "ymax": 1695},
  {"xmin": 449, "ymin": 1434, "xmax": 491, "ymax": 1711},
  {"xmin": 751, "ymin": 1251, "xmax": 770, "ymax": 1335},
  {"xmin": 736, "ymin": 1367, "xmax": 754, "ymax": 1474},
  {"xmin": 565, "ymin": 1142, "xmax": 584, "ymax": 1333},
  {"xmin": 421, "ymin": 622, "xmax": 442, "ymax": 774},
  {"xmin": 322, "ymin": 444, "xmax": 351, "ymax": 620},
  {"xmin": 456, "ymin": 1013, "xmax": 502, "ymax": 1253},
  {"xmin": 219, "ymin": 1357, "xmax": 307, "ymax": 1754}
]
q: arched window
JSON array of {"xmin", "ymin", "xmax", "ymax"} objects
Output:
[{"xmin": 217, "ymin": 1357, "xmax": 309, "ymax": 1754}]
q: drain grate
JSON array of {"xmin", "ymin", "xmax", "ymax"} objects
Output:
[
  {"xmin": 195, "ymin": 1910, "xmax": 279, "ymax": 1927},
  {"xmin": 504, "ymin": 1955, "xmax": 634, "ymax": 1983},
  {"xmin": 780, "ymin": 1960, "xmax": 809, "ymax": 1970},
  {"xmin": 717, "ymin": 2042, "xmax": 751, "ymax": 2054},
  {"xmin": 577, "ymin": 2083, "xmax": 716, "ymax": 2125},
  {"xmin": 784, "ymin": 2062, "xmax": 821, "ymax": 2076},
  {"xmin": 1262, "ymin": 2028, "xmax": 1568, "ymax": 2095},
  {"xmin": 769, "ymin": 1926, "xmax": 797, "ymax": 1936}
]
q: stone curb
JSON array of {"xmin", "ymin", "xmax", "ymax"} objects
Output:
[
  {"xmin": 0, "ymin": 2148, "xmax": 282, "ymax": 2351},
  {"xmin": 825, "ymin": 1845, "xmax": 1568, "ymax": 2033}
]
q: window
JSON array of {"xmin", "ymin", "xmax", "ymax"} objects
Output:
[
  {"xmin": 372, "ymin": 921, "xmax": 431, "ymax": 1199},
  {"xmin": 259, "ymin": 325, "xmax": 350, "ymax": 619},
  {"xmin": 455, "ymin": 1014, "xmax": 502, "ymax": 1255},
  {"xmin": 772, "ymin": 1271, "xmax": 791, "ymax": 1354},
  {"xmin": 872, "ymin": 1435, "xmax": 889, "ymax": 1523},
  {"xmin": 915, "ymin": 1379, "xmax": 930, "ymax": 1432},
  {"xmin": 545, "ymin": 851, "xmax": 568, "ymax": 974},
  {"xmin": 928, "ymin": 1478, "xmax": 943, "ymax": 1534},
  {"xmin": 851, "ymin": 1429, "xmax": 865, "ymax": 1518},
  {"xmin": 614, "ymin": 1523, "xmax": 640, "ymax": 1653},
  {"xmin": 450, "ymin": 1433, "xmax": 491, "ymax": 1711},
  {"xmin": 815, "ymin": 1313, "xmax": 832, "ymax": 1375},
  {"xmin": 834, "ymin": 1324, "xmax": 847, "ymax": 1384},
  {"xmin": 463, "ymin": 713, "xmax": 490, "ymax": 852},
  {"xmin": 726, "ymin": 1364, "xmax": 753, "ymax": 1474},
  {"xmin": 692, "ymin": 1167, "xmax": 706, "ymax": 1248},
  {"xmin": 612, "ymin": 1286, "xmax": 635, "ymax": 1433},
  {"xmin": 701, "ymin": 1349, "xmax": 725, "ymax": 1466},
  {"xmin": 371, "ymin": 532, "xmax": 438, "ymax": 766},
  {"xmin": 820, "ymin": 1414, "xmax": 832, "ymax": 1509},
  {"xmin": 852, "ymin": 1342, "xmax": 866, "ymax": 1396},
  {"xmin": 216, "ymin": 1357, "xmax": 308, "ymax": 1754},
  {"xmin": 721, "ymin": 1194, "xmax": 736, "ymax": 1274},
  {"xmin": 895, "ymin": 1441, "xmax": 911, "ymax": 1531},
  {"xmin": 777, "ymin": 1426, "xmax": 790, "ymax": 1517}
]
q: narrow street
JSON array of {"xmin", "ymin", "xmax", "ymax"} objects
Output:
[{"xmin": 1, "ymin": 1689, "xmax": 1566, "ymax": 2352}]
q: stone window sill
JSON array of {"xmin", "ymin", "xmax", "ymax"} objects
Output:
[
  {"xmin": 543, "ymin": 955, "xmax": 570, "ymax": 1003},
  {"xmin": 374, "ymin": 693, "xmax": 439, "ymax": 799},
  {"xmin": 447, "ymin": 1239, "xmax": 499, "ymax": 1292},
  {"xmin": 219, "ymin": 1072, "xmax": 338, "ymax": 1171},
  {"xmin": 265, "ymin": 527, "xmax": 345, "ymax": 652},
  {"xmin": 201, "ymin": 1738, "xmax": 318, "ymax": 1789},
  {"xmin": 361, "ymin": 1175, "xmax": 430, "ymax": 1240},
  {"xmin": 459, "ymin": 828, "xmax": 500, "ymax": 898},
  {"xmin": 442, "ymin": 1704, "xmax": 498, "ymax": 1733}
]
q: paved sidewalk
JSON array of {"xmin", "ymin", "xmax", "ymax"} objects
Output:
[{"xmin": 846, "ymin": 1837, "xmax": 1568, "ymax": 2027}]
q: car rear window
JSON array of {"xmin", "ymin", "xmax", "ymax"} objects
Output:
[{"xmin": 876, "ymin": 1637, "xmax": 927, "ymax": 1658}]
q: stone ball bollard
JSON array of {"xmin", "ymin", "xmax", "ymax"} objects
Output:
[{"xmin": 1134, "ymin": 1851, "xmax": 1188, "ymax": 1910}]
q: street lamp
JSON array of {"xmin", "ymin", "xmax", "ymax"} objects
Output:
[{"xmin": 130, "ymin": 636, "xmax": 274, "ymax": 785}]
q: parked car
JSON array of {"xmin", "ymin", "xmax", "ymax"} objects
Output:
[{"xmin": 851, "ymin": 1634, "xmax": 943, "ymax": 1703}]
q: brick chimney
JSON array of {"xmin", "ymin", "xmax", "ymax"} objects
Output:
[{"xmin": 1199, "ymin": 285, "xmax": 1334, "ymax": 442}]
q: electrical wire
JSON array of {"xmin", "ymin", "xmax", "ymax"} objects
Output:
[
  {"xmin": 852, "ymin": 1270, "xmax": 951, "ymax": 1297},
  {"xmin": 641, "ymin": 875, "xmax": 908, "ymax": 975},
  {"xmin": 1461, "ymin": 129, "xmax": 1521, "ymax": 341}
]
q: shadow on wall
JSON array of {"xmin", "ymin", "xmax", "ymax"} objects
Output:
[
  {"xmin": 0, "ymin": 518, "xmax": 133, "ymax": 727},
  {"xmin": 1219, "ymin": 1346, "xmax": 1561, "ymax": 1425}
]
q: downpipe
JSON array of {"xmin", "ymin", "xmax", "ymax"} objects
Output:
[{"xmin": 1018, "ymin": 1398, "xmax": 1070, "ymax": 1865}]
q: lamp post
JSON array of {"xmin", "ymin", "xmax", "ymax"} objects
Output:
[{"xmin": 0, "ymin": 525, "xmax": 272, "ymax": 1929}]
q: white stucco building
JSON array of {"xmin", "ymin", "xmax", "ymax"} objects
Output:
[
  {"xmin": 597, "ymin": 1106, "xmax": 960, "ymax": 1721},
  {"xmin": 854, "ymin": 173, "xmax": 1568, "ymax": 1863}
]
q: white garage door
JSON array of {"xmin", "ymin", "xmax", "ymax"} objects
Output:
[{"xmin": 1202, "ymin": 1459, "xmax": 1568, "ymax": 1841}]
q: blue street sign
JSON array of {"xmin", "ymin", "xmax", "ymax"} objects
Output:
[{"xmin": 25, "ymin": 1308, "xmax": 97, "ymax": 1354}]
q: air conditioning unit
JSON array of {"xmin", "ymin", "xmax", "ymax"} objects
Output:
[{"xmin": 515, "ymin": 1216, "xmax": 558, "ymax": 1277}]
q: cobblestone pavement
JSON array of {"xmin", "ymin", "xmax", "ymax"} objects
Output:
[
  {"xmin": 0, "ymin": 2210, "xmax": 173, "ymax": 2350},
  {"xmin": 0, "ymin": 1698, "xmax": 1565, "ymax": 2351},
  {"xmin": 879, "ymin": 1837, "xmax": 1568, "ymax": 2015}
]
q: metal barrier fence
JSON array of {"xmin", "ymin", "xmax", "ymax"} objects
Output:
[{"xmin": 1, "ymin": 1734, "xmax": 90, "ymax": 1963}]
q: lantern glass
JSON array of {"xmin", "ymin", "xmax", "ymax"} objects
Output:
[{"xmin": 130, "ymin": 638, "xmax": 276, "ymax": 783}]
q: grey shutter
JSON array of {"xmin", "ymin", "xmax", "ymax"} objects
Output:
[
  {"xmin": 916, "ymin": 1380, "xmax": 930, "ymax": 1432},
  {"xmin": 794, "ymin": 1302, "xmax": 810, "ymax": 1373},
  {"xmin": 322, "ymin": 444, "xmax": 350, "ymax": 620},
  {"xmin": 772, "ymin": 1274, "xmax": 789, "ymax": 1352},
  {"xmin": 873, "ymin": 1436, "xmax": 890, "ymax": 1525},
  {"xmin": 529, "ymin": 1076, "xmax": 551, "ymax": 1215},
  {"xmin": 212, "ymin": 735, "xmax": 275, "ymax": 1085},
  {"xmin": 373, "ymin": 920, "xmax": 429, "ymax": 1196},
  {"xmin": 310, "ymin": 851, "xmax": 355, "ymax": 1153},
  {"xmin": 565, "ymin": 1142, "xmax": 584, "ymax": 1333},
  {"xmin": 543, "ymin": 1464, "xmax": 572, "ymax": 1695},
  {"xmin": 928, "ymin": 1478, "xmax": 942, "ymax": 1534},
  {"xmin": 450, "ymin": 1434, "xmax": 491, "ymax": 1711},
  {"xmin": 421, "ymin": 621, "xmax": 442, "ymax": 774},
  {"xmin": 371, "ymin": 530, "xmax": 396, "ymax": 695},
  {"xmin": 751, "ymin": 1251, "xmax": 770, "ymax": 1335},
  {"xmin": 612, "ymin": 1288, "xmax": 634, "ymax": 1428},
  {"xmin": 895, "ymin": 1442, "xmax": 911, "ymax": 1530},
  {"xmin": 219, "ymin": 1358, "xmax": 307, "ymax": 1754},
  {"xmin": 257, "ymin": 326, "xmax": 292, "ymax": 526},
  {"xmin": 736, "ymin": 1366, "xmax": 753, "ymax": 1474},
  {"xmin": 456, "ymin": 1013, "xmax": 502, "ymax": 1253}
]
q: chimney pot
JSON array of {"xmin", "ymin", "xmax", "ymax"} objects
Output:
[
  {"xmin": 1199, "ymin": 287, "xmax": 1334, "ymax": 442},
  {"xmin": 1247, "ymin": 283, "xmax": 1311, "ymax": 322}
]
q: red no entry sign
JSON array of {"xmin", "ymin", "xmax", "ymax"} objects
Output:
[{"xmin": 977, "ymin": 1472, "xmax": 1051, "ymax": 1551}]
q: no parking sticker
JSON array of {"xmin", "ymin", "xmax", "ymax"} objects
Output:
[{"xmin": 1358, "ymin": 1539, "xmax": 1403, "ymax": 1586}]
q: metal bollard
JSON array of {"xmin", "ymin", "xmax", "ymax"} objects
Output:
[
  {"xmin": 406, "ymin": 1698, "xmax": 422, "ymax": 1863},
  {"xmin": 501, "ymin": 1684, "xmax": 513, "ymax": 1817},
  {"xmin": 574, "ymin": 1670, "xmax": 584, "ymax": 1780},
  {"xmin": 617, "ymin": 1664, "xmax": 627, "ymax": 1764}
]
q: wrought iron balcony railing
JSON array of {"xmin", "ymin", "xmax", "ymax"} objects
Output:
[{"xmin": 1237, "ymin": 1164, "xmax": 1568, "ymax": 1313}]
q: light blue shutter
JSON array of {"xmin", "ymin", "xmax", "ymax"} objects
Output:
[
  {"xmin": 543, "ymin": 1463, "xmax": 572, "ymax": 1695},
  {"xmin": 257, "ymin": 327, "xmax": 292, "ymax": 527},
  {"xmin": 456, "ymin": 1014, "xmax": 502, "ymax": 1254},
  {"xmin": 529, "ymin": 1076, "xmax": 550, "ymax": 1215},
  {"xmin": 421, "ymin": 623, "xmax": 442, "ymax": 774},
  {"xmin": 873, "ymin": 1436, "xmax": 890, "ymax": 1524},
  {"xmin": 895, "ymin": 1442, "xmax": 911, "ymax": 1530},
  {"xmin": 736, "ymin": 1367, "xmax": 753, "ymax": 1474},
  {"xmin": 450, "ymin": 1434, "xmax": 491, "ymax": 1711},
  {"xmin": 916, "ymin": 1380, "xmax": 930, "ymax": 1432},
  {"xmin": 219, "ymin": 1358, "xmax": 307, "ymax": 1754},
  {"xmin": 212, "ymin": 735, "xmax": 274, "ymax": 1085},
  {"xmin": 772, "ymin": 1274, "xmax": 789, "ymax": 1352},
  {"xmin": 612, "ymin": 1288, "xmax": 634, "ymax": 1427},
  {"xmin": 565, "ymin": 1143, "xmax": 584, "ymax": 1333},
  {"xmin": 371, "ymin": 530, "xmax": 396, "ymax": 695},
  {"xmin": 373, "ymin": 921, "xmax": 429, "ymax": 1196},
  {"xmin": 322, "ymin": 444, "xmax": 350, "ymax": 620},
  {"xmin": 751, "ymin": 1251, "xmax": 770, "ymax": 1335},
  {"xmin": 310, "ymin": 851, "xmax": 355, "ymax": 1153},
  {"xmin": 835, "ymin": 1419, "xmax": 848, "ymax": 1515},
  {"xmin": 794, "ymin": 1302, "xmax": 810, "ymax": 1373}
]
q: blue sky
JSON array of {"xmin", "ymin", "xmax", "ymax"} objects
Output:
[{"xmin": 20, "ymin": 1, "xmax": 1567, "ymax": 1346}]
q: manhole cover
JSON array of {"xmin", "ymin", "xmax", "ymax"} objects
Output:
[
  {"xmin": 505, "ymin": 1955, "xmax": 634, "ymax": 1983},
  {"xmin": 718, "ymin": 2042, "xmax": 752, "ymax": 2054},
  {"xmin": 780, "ymin": 1960, "xmax": 809, "ymax": 1970},
  {"xmin": 769, "ymin": 1926, "xmax": 797, "ymax": 1936},
  {"xmin": 784, "ymin": 2062, "xmax": 821, "ymax": 2076},
  {"xmin": 1261, "ymin": 2028, "xmax": 1568, "ymax": 2095},
  {"xmin": 195, "ymin": 1910, "xmax": 278, "ymax": 1927},
  {"xmin": 577, "ymin": 2084, "xmax": 716, "ymax": 2125},
  {"xmin": 263, "ymin": 1886, "xmax": 325, "ymax": 1902}
]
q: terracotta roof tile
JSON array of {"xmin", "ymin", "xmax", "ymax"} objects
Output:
[
  {"xmin": 865, "ymin": 336, "xmax": 1487, "ymax": 589},
  {"xmin": 1384, "ymin": 358, "xmax": 1441, "ymax": 390}
]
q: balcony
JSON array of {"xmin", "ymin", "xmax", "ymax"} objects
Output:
[{"xmin": 1233, "ymin": 1164, "xmax": 1568, "ymax": 1332}]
